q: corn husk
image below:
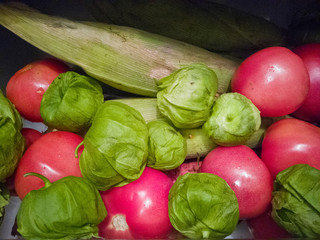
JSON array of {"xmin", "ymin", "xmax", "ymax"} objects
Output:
[
  {"xmin": 88, "ymin": 0, "xmax": 286, "ymax": 56},
  {"xmin": 0, "ymin": 2, "xmax": 239, "ymax": 97}
]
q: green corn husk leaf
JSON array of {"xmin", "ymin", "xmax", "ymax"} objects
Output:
[
  {"xmin": 0, "ymin": 2, "xmax": 239, "ymax": 97},
  {"xmin": 87, "ymin": 0, "xmax": 286, "ymax": 56},
  {"xmin": 111, "ymin": 98, "xmax": 286, "ymax": 159}
]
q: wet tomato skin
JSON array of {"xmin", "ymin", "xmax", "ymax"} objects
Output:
[
  {"xmin": 247, "ymin": 206, "xmax": 291, "ymax": 239},
  {"xmin": 21, "ymin": 128, "xmax": 43, "ymax": 149},
  {"xmin": 291, "ymin": 43, "xmax": 320, "ymax": 122},
  {"xmin": 200, "ymin": 145, "xmax": 273, "ymax": 219},
  {"xmin": 231, "ymin": 46, "xmax": 310, "ymax": 117},
  {"xmin": 14, "ymin": 131, "xmax": 83, "ymax": 199},
  {"xmin": 261, "ymin": 118, "xmax": 320, "ymax": 179},
  {"xmin": 99, "ymin": 167, "xmax": 174, "ymax": 239},
  {"xmin": 6, "ymin": 58, "xmax": 69, "ymax": 122}
]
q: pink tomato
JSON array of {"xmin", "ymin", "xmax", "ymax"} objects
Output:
[
  {"xmin": 21, "ymin": 128, "xmax": 43, "ymax": 149},
  {"xmin": 164, "ymin": 160, "xmax": 202, "ymax": 183},
  {"xmin": 6, "ymin": 58, "xmax": 69, "ymax": 122},
  {"xmin": 291, "ymin": 43, "xmax": 320, "ymax": 122},
  {"xmin": 247, "ymin": 206, "xmax": 291, "ymax": 239},
  {"xmin": 231, "ymin": 46, "xmax": 310, "ymax": 117},
  {"xmin": 261, "ymin": 118, "xmax": 320, "ymax": 179},
  {"xmin": 200, "ymin": 145, "xmax": 273, "ymax": 219},
  {"xmin": 14, "ymin": 131, "xmax": 83, "ymax": 199},
  {"xmin": 99, "ymin": 167, "xmax": 174, "ymax": 239}
]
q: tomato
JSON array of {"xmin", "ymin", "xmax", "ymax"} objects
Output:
[
  {"xmin": 21, "ymin": 128, "xmax": 43, "ymax": 149},
  {"xmin": 7, "ymin": 128, "xmax": 43, "ymax": 195},
  {"xmin": 6, "ymin": 58, "xmax": 69, "ymax": 122},
  {"xmin": 99, "ymin": 167, "xmax": 174, "ymax": 239},
  {"xmin": 200, "ymin": 145, "xmax": 273, "ymax": 219},
  {"xmin": 231, "ymin": 46, "xmax": 310, "ymax": 117},
  {"xmin": 14, "ymin": 131, "xmax": 83, "ymax": 199},
  {"xmin": 261, "ymin": 118, "xmax": 320, "ymax": 179},
  {"xmin": 291, "ymin": 43, "xmax": 320, "ymax": 122},
  {"xmin": 247, "ymin": 206, "xmax": 291, "ymax": 239},
  {"xmin": 164, "ymin": 160, "xmax": 202, "ymax": 183}
]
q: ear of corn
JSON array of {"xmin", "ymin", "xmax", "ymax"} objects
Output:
[
  {"xmin": 0, "ymin": 2, "xmax": 239, "ymax": 97},
  {"xmin": 88, "ymin": 0, "xmax": 286, "ymax": 56},
  {"xmin": 109, "ymin": 98, "xmax": 164, "ymax": 123}
]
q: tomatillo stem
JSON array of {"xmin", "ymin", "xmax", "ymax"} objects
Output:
[
  {"xmin": 75, "ymin": 141, "xmax": 84, "ymax": 158},
  {"xmin": 24, "ymin": 172, "xmax": 52, "ymax": 188}
]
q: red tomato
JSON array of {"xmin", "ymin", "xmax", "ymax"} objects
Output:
[
  {"xmin": 164, "ymin": 160, "xmax": 202, "ymax": 183},
  {"xmin": 261, "ymin": 118, "xmax": 320, "ymax": 179},
  {"xmin": 14, "ymin": 131, "xmax": 83, "ymax": 199},
  {"xmin": 21, "ymin": 128, "xmax": 43, "ymax": 149},
  {"xmin": 99, "ymin": 167, "xmax": 174, "ymax": 239},
  {"xmin": 6, "ymin": 58, "xmax": 69, "ymax": 122},
  {"xmin": 291, "ymin": 43, "xmax": 320, "ymax": 122},
  {"xmin": 231, "ymin": 46, "xmax": 310, "ymax": 117},
  {"xmin": 247, "ymin": 205, "xmax": 291, "ymax": 239},
  {"xmin": 200, "ymin": 145, "xmax": 273, "ymax": 219}
]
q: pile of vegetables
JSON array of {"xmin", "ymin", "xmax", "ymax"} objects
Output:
[{"xmin": 0, "ymin": 1, "xmax": 320, "ymax": 239}]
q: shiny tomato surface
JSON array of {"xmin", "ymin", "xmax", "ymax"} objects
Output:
[
  {"xmin": 99, "ymin": 167, "xmax": 174, "ymax": 239},
  {"xmin": 6, "ymin": 58, "xmax": 69, "ymax": 122},
  {"xmin": 261, "ymin": 118, "xmax": 320, "ymax": 179},
  {"xmin": 21, "ymin": 128, "xmax": 43, "ymax": 149},
  {"xmin": 231, "ymin": 46, "xmax": 309, "ymax": 117},
  {"xmin": 14, "ymin": 131, "xmax": 83, "ymax": 199},
  {"xmin": 200, "ymin": 145, "xmax": 273, "ymax": 219},
  {"xmin": 247, "ymin": 206, "xmax": 291, "ymax": 239},
  {"xmin": 291, "ymin": 43, "xmax": 320, "ymax": 122}
]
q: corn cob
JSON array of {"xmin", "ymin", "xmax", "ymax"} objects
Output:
[
  {"xmin": 88, "ymin": 0, "xmax": 286, "ymax": 56},
  {"xmin": 0, "ymin": 2, "xmax": 239, "ymax": 97}
]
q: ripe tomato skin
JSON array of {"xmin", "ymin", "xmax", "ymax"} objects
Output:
[
  {"xmin": 247, "ymin": 206, "xmax": 291, "ymax": 239},
  {"xmin": 21, "ymin": 128, "xmax": 43, "ymax": 149},
  {"xmin": 99, "ymin": 167, "xmax": 174, "ymax": 239},
  {"xmin": 165, "ymin": 161, "xmax": 202, "ymax": 183},
  {"xmin": 200, "ymin": 145, "xmax": 273, "ymax": 219},
  {"xmin": 291, "ymin": 43, "xmax": 320, "ymax": 122},
  {"xmin": 14, "ymin": 131, "xmax": 83, "ymax": 199},
  {"xmin": 261, "ymin": 118, "xmax": 320, "ymax": 179},
  {"xmin": 231, "ymin": 46, "xmax": 310, "ymax": 117},
  {"xmin": 6, "ymin": 58, "xmax": 69, "ymax": 122}
]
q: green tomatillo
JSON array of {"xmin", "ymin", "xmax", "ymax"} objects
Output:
[
  {"xmin": 17, "ymin": 173, "xmax": 107, "ymax": 240},
  {"xmin": 40, "ymin": 71, "xmax": 104, "ymax": 134},
  {"xmin": 202, "ymin": 92, "xmax": 261, "ymax": 146},
  {"xmin": 0, "ymin": 90, "xmax": 25, "ymax": 181},
  {"xmin": 0, "ymin": 183, "xmax": 10, "ymax": 225},
  {"xmin": 147, "ymin": 119, "xmax": 187, "ymax": 170},
  {"xmin": 157, "ymin": 64, "xmax": 218, "ymax": 128},
  {"xmin": 79, "ymin": 101, "xmax": 149, "ymax": 190},
  {"xmin": 168, "ymin": 172, "xmax": 239, "ymax": 239},
  {"xmin": 271, "ymin": 164, "xmax": 320, "ymax": 238}
]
